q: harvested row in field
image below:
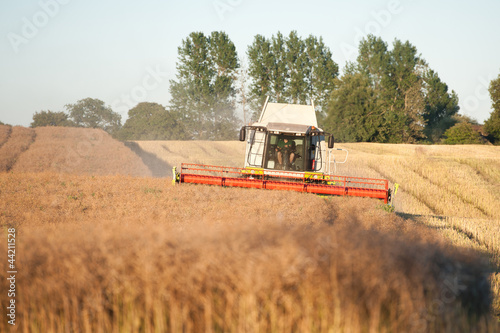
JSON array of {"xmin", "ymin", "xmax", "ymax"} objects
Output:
[
  {"xmin": 339, "ymin": 143, "xmax": 500, "ymax": 219},
  {"xmin": 0, "ymin": 124, "xmax": 11, "ymax": 148},
  {"xmin": 455, "ymin": 158, "xmax": 500, "ymax": 193},
  {"xmin": 0, "ymin": 126, "xmax": 35, "ymax": 172},
  {"xmin": 406, "ymin": 159, "xmax": 499, "ymax": 218},
  {"xmin": 447, "ymin": 217, "xmax": 500, "ymax": 268},
  {"xmin": 410, "ymin": 214, "xmax": 500, "ymax": 317}
]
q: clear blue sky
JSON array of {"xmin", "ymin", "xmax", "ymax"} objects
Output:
[{"xmin": 1, "ymin": 0, "xmax": 499, "ymax": 127}]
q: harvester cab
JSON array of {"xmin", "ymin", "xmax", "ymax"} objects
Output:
[
  {"xmin": 240, "ymin": 123, "xmax": 331, "ymax": 173},
  {"xmin": 239, "ymin": 98, "xmax": 337, "ymax": 176},
  {"xmin": 174, "ymin": 98, "xmax": 393, "ymax": 204}
]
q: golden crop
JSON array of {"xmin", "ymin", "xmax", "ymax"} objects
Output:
[
  {"xmin": 0, "ymin": 172, "xmax": 496, "ymax": 332},
  {"xmin": 0, "ymin": 127, "xmax": 499, "ymax": 332},
  {"xmin": 138, "ymin": 140, "xmax": 500, "ymax": 321},
  {"xmin": 0, "ymin": 126, "xmax": 35, "ymax": 172}
]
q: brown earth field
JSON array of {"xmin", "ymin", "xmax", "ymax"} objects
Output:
[{"xmin": 0, "ymin": 125, "xmax": 499, "ymax": 332}]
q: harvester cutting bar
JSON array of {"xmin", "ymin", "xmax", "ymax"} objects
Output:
[{"xmin": 178, "ymin": 163, "xmax": 390, "ymax": 203}]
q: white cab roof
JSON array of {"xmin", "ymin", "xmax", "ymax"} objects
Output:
[{"xmin": 253, "ymin": 102, "xmax": 318, "ymax": 128}]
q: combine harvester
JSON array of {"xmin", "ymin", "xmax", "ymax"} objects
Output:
[{"xmin": 174, "ymin": 98, "xmax": 393, "ymax": 203}]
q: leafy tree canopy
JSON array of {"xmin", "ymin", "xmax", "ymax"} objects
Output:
[
  {"xmin": 247, "ymin": 31, "xmax": 338, "ymax": 122},
  {"xmin": 422, "ymin": 70, "xmax": 460, "ymax": 142},
  {"xmin": 443, "ymin": 121, "xmax": 483, "ymax": 144},
  {"xmin": 325, "ymin": 35, "xmax": 459, "ymax": 143},
  {"xmin": 65, "ymin": 98, "xmax": 121, "ymax": 135},
  {"xmin": 117, "ymin": 102, "xmax": 187, "ymax": 140},
  {"xmin": 484, "ymin": 71, "xmax": 500, "ymax": 144},
  {"xmin": 31, "ymin": 110, "xmax": 73, "ymax": 128},
  {"xmin": 325, "ymin": 68, "xmax": 381, "ymax": 142},
  {"xmin": 169, "ymin": 31, "xmax": 240, "ymax": 140}
]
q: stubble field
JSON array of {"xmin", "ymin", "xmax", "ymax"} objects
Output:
[{"xmin": 0, "ymin": 125, "xmax": 499, "ymax": 332}]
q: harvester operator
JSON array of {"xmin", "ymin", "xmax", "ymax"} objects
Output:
[{"xmin": 276, "ymin": 138, "xmax": 296, "ymax": 169}]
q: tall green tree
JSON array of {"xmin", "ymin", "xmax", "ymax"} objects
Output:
[
  {"xmin": 356, "ymin": 35, "xmax": 390, "ymax": 92},
  {"xmin": 31, "ymin": 110, "xmax": 73, "ymax": 127},
  {"xmin": 247, "ymin": 31, "xmax": 338, "ymax": 122},
  {"xmin": 66, "ymin": 98, "xmax": 121, "ymax": 135},
  {"xmin": 286, "ymin": 31, "xmax": 308, "ymax": 105},
  {"xmin": 271, "ymin": 32, "xmax": 288, "ymax": 103},
  {"xmin": 325, "ymin": 65, "xmax": 381, "ymax": 142},
  {"xmin": 169, "ymin": 31, "xmax": 239, "ymax": 140},
  {"xmin": 236, "ymin": 57, "xmax": 251, "ymax": 125},
  {"xmin": 379, "ymin": 39, "xmax": 426, "ymax": 143},
  {"xmin": 336, "ymin": 36, "xmax": 390, "ymax": 142},
  {"xmin": 422, "ymin": 70, "xmax": 460, "ymax": 142},
  {"xmin": 117, "ymin": 102, "xmax": 187, "ymax": 140},
  {"xmin": 326, "ymin": 35, "xmax": 457, "ymax": 143},
  {"xmin": 484, "ymin": 71, "xmax": 500, "ymax": 144},
  {"xmin": 304, "ymin": 35, "xmax": 339, "ymax": 122},
  {"xmin": 247, "ymin": 34, "xmax": 274, "ymax": 116},
  {"xmin": 325, "ymin": 36, "xmax": 392, "ymax": 142}
]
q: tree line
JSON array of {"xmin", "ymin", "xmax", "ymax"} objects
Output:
[
  {"xmin": 29, "ymin": 31, "xmax": 500, "ymax": 144},
  {"xmin": 325, "ymin": 35, "xmax": 460, "ymax": 143},
  {"xmin": 31, "ymin": 99, "xmax": 186, "ymax": 140}
]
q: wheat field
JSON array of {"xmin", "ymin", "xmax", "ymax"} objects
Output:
[
  {"xmin": 0, "ymin": 172, "xmax": 496, "ymax": 332},
  {"xmin": 0, "ymin": 126, "xmax": 35, "ymax": 172},
  {"xmin": 134, "ymin": 140, "xmax": 500, "ymax": 320},
  {"xmin": 0, "ymin": 126, "xmax": 499, "ymax": 332}
]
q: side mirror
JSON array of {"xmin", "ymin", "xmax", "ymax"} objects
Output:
[
  {"xmin": 328, "ymin": 135, "xmax": 334, "ymax": 148},
  {"xmin": 239, "ymin": 126, "xmax": 246, "ymax": 141}
]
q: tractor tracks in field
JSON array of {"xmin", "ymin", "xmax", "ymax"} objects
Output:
[
  {"xmin": 0, "ymin": 126, "xmax": 36, "ymax": 172},
  {"xmin": 368, "ymin": 163, "xmax": 441, "ymax": 216},
  {"xmin": 399, "ymin": 213, "xmax": 500, "ymax": 272},
  {"xmin": 370, "ymin": 159, "xmax": 493, "ymax": 219},
  {"xmin": 407, "ymin": 163, "xmax": 493, "ymax": 219},
  {"xmin": 124, "ymin": 141, "xmax": 171, "ymax": 177},
  {"xmin": 161, "ymin": 144, "xmax": 190, "ymax": 160},
  {"xmin": 455, "ymin": 158, "xmax": 500, "ymax": 184},
  {"xmin": 454, "ymin": 158, "xmax": 500, "ymax": 202},
  {"xmin": 0, "ymin": 125, "xmax": 12, "ymax": 149}
]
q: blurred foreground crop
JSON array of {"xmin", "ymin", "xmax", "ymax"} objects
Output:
[{"xmin": 0, "ymin": 172, "xmax": 497, "ymax": 332}]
